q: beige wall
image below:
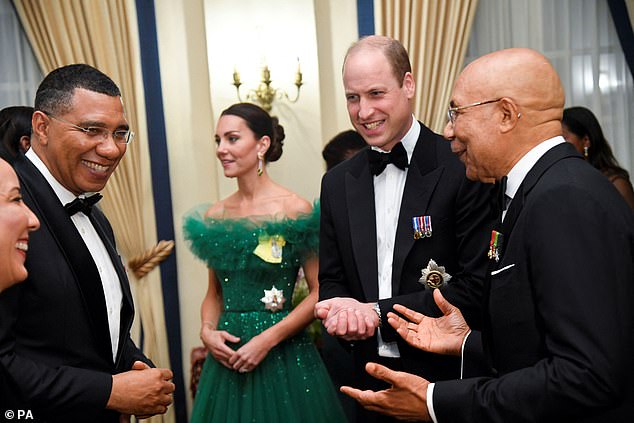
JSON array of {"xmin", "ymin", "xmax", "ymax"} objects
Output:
[
  {"xmin": 153, "ymin": 0, "xmax": 358, "ymax": 414},
  {"xmin": 205, "ymin": 0, "xmax": 324, "ymax": 201}
]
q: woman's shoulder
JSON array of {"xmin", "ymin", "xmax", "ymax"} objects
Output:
[
  {"xmin": 279, "ymin": 191, "xmax": 313, "ymax": 218},
  {"xmin": 203, "ymin": 194, "xmax": 242, "ymax": 219},
  {"xmin": 204, "ymin": 202, "xmax": 224, "ymax": 219}
]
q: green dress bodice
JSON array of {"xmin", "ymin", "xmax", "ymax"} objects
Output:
[{"xmin": 183, "ymin": 204, "xmax": 346, "ymax": 423}]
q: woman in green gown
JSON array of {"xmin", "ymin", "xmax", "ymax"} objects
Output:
[{"xmin": 184, "ymin": 103, "xmax": 345, "ymax": 422}]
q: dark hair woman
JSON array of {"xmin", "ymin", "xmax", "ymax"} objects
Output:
[
  {"xmin": 183, "ymin": 103, "xmax": 344, "ymax": 422},
  {"xmin": 562, "ymin": 106, "xmax": 634, "ymax": 209}
]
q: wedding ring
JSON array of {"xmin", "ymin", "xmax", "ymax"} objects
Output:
[{"xmin": 239, "ymin": 368, "xmax": 248, "ymax": 373}]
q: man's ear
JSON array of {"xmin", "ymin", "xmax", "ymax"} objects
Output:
[
  {"xmin": 403, "ymin": 72, "xmax": 416, "ymax": 100},
  {"xmin": 31, "ymin": 111, "xmax": 50, "ymax": 146},
  {"xmin": 499, "ymin": 98, "xmax": 520, "ymax": 133}
]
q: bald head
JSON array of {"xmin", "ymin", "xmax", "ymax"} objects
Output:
[
  {"xmin": 460, "ymin": 48, "xmax": 564, "ymax": 132},
  {"xmin": 445, "ymin": 48, "xmax": 566, "ymax": 181}
]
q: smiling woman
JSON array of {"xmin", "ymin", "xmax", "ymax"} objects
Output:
[{"xmin": 0, "ymin": 158, "xmax": 39, "ymax": 292}]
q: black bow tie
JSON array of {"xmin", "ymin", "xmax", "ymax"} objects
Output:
[
  {"xmin": 496, "ymin": 176, "xmax": 509, "ymax": 213},
  {"xmin": 64, "ymin": 194, "xmax": 102, "ymax": 216},
  {"xmin": 367, "ymin": 142, "xmax": 409, "ymax": 176}
]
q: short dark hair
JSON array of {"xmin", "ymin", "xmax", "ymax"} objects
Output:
[
  {"xmin": 34, "ymin": 64, "xmax": 121, "ymax": 115},
  {"xmin": 345, "ymin": 36, "xmax": 412, "ymax": 87},
  {"xmin": 322, "ymin": 130, "xmax": 366, "ymax": 170},
  {"xmin": 220, "ymin": 103, "xmax": 286, "ymax": 162},
  {"xmin": 0, "ymin": 106, "xmax": 34, "ymax": 161}
]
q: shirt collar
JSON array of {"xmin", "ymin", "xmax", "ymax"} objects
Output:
[
  {"xmin": 505, "ymin": 136, "xmax": 565, "ymax": 200},
  {"xmin": 371, "ymin": 114, "xmax": 420, "ymax": 163},
  {"xmin": 25, "ymin": 148, "xmax": 83, "ymax": 206}
]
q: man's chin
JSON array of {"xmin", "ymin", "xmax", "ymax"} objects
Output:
[
  {"xmin": 466, "ymin": 169, "xmax": 495, "ymax": 184},
  {"xmin": 465, "ymin": 168, "xmax": 481, "ymax": 182}
]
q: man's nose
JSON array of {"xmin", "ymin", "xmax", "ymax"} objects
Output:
[
  {"xmin": 443, "ymin": 121, "xmax": 454, "ymax": 141},
  {"xmin": 358, "ymin": 97, "xmax": 374, "ymax": 120},
  {"xmin": 96, "ymin": 134, "xmax": 124, "ymax": 159}
]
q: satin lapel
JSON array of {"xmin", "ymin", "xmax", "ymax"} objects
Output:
[
  {"xmin": 499, "ymin": 143, "xmax": 580, "ymax": 259},
  {"xmin": 392, "ymin": 130, "xmax": 442, "ymax": 294},
  {"xmin": 14, "ymin": 155, "xmax": 113, "ymax": 364},
  {"xmin": 346, "ymin": 160, "xmax": 379, "ymax": 301},
  {"xmin": 89, "ymin": 210, "xmax": 134, "ymax": 366},
  {"xmin": 483, "ymin": 142, "xmax": 580, "ymax": 362}
]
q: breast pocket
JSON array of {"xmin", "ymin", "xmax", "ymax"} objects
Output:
[
  {"xmin": 489, "ymin": 262, "xmax": 537, "ymax": 336},
  {"xmin": 488, "ymin": 261, "xmax": 541, "ymax": 369}
]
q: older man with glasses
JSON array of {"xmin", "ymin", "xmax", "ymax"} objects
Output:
[{"xmin": 341, "ymin": 47, "xmax": 634, "ymax": 423}]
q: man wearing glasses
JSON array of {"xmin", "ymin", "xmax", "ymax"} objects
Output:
[
  {"xmin": 315, "ymin": 36, "xmax": 494, "ymax": 422},
  {"xmin": 0, "ymin": 64, "xmax": 174, "ymax": 422},
  {"xmin": 341, "ymin": 48, "xmax": 634, "ymax": 422}
]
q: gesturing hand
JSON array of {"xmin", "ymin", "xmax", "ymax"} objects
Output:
[
  {"xmin": 341, "ymin": 363, "xmax": 431, "ymax": 422},
  {"xmin": 387, "ymin": 289, "xmax": 470, "ymax": 356}
]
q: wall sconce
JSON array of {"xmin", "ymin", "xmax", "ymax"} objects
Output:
[{"xmin": 232, "ymin": 60, "xmax": 303, "ymax": 112}]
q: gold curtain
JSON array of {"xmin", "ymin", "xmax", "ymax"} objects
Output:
[
  {"xmin": 12, "ymin": 1, "xmax": 173, "ymax": 422},
  {"xmin": 375, "ymin": 0, "xmax": 479, "ymax": 133}
]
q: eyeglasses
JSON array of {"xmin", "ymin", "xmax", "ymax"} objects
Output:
[
  {"xmin": 447, "ymin": 98, "xmax": 502, "ymax": 125},
  {"xmin": 44, "ymin": 112, "xmax": 134, "ymax": 145}
]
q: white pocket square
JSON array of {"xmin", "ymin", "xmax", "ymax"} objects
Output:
[{"xmin": 491, "ymin": 263, "xmax": 515, "ymax": 276}]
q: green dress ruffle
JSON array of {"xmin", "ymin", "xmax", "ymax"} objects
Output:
[{"xmin": 183, "ymin": 204, "xmax": 346, "ymax": 423}]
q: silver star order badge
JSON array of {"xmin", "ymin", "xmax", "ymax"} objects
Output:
[
  {"xmin": 261, "ymin": 285, "xmax": 286, "ymax": 312},
  {"xmin": 419, "ymin": 259, "xmax": 452, "ymax": 289}
]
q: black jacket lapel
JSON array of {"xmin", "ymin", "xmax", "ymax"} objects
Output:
[
  {"xmin": 500, "ymin": 142, "xmax": 581, "ymax": 257},
  {"xmin": 14, "ymin": 154, "xmax": 113, "ymax": 364},
  {"xmin": 346, "ymin": 157, "xmax": 379, "ymax": 301},
  {"xmin": 392, "ymin": 125, "xmax": 443, "ymax": 294},
  {"xmin": 89, "ymin": 210, "xmax": 134, "ymax": 366}
]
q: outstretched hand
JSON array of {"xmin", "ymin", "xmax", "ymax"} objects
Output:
[
  {"xmin": 341, "ymin": 363, "xmax": 431, "ymax": 422},
  {"xmin": 387, "ymin": 289, "xmax": 470, "ymax": 356}
]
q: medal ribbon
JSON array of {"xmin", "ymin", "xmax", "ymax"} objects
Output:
[
  {"xmin": 488, "ymin": 230, "xmax": 502, "ymax": 261},
  {"xmin": 412, "ymin": 216, "xmax": 422, "ymax": 239},
  {"xmin": 423, "ymin": 215, "xmax": 432, "ymax": 237}
]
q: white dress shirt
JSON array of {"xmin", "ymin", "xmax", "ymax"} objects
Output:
[
  {"xmin": 373, "ymin": 115, "xmax": 420, "ymax": 357},
  {"xmin": 503, "ymin": 136, "xmax": 565, "ymax": 220},
  {"xmin": 427, "ymin": 136, "xmax": 565, "ymax": 422},
  {"xmin": 26, "ymin": 148, "xmax": 123, "ymax": 361}
]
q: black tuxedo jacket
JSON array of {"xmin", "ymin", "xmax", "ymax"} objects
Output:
[
  {"xmin": 0, "ymin": 154, "xmax": 150, "ymax": 422},
  {"xmin": 434, "ymin": 143, "xmax": 634, "ymax": 422},
  {"xmin": 319, "ymin": 122, "xmax": 494, "ymax": 384}
]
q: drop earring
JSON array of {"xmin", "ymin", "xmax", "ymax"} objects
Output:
[
  {"xmin": 257, "ymin": 153, "xmax": 264, "ymax": 176},
  {"xmin": 583, "ymin": 146, "xmax": 589, "ymax": 159}
]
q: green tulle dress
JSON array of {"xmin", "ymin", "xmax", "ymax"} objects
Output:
[{"xmin": 183, "ymin": 204, "xmax": 346, "ymax": 423}]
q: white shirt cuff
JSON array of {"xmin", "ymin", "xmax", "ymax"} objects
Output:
[
  {"xmin": 427, "ymin": 331, "xmax": 471, "ymax": 423},
  {"xmin": 460, "ymin": 330, "xmax": 471, "ymax": 379},
  {"xmin": 427, "ymin": 383, "xmax": 438, "ymax": 423}
]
